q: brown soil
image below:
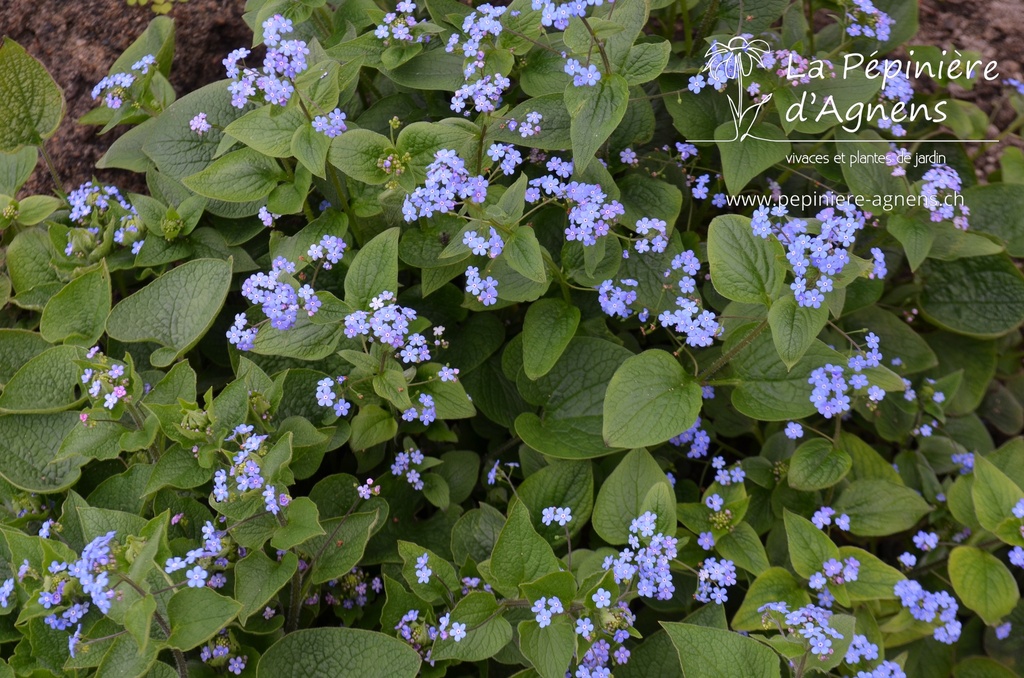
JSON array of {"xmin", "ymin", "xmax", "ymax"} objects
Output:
[
  {"xmin": 2, "ymin": 0, "xmax": 1022, "ymax": 196},
  {"xmin": 1, "ymin": 0, "xmax": 249, "ymax": 197}
]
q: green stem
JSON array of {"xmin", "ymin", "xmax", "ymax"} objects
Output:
[
  {"xmin": 39, "ymin": 143, "xmax": 65, "ymax": 197},
  {"xmin": 697, "ymin": 319, "xmax": 768, "ymax": 382},
  {"xmin": 580, "ymin": 18, "xmax": 612, "ymax": 74}
]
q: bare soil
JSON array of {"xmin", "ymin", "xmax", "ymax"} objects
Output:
[{"xmin": 0, "ymin": 0, "xmax": 249, "ymax": 196}]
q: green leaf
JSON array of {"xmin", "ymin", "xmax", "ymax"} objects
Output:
[
  {"xmin": 708, "ymin": 215, "xmax": 786, "ymax": 305},
  {"xmin": 166, "ymin": 587, "xmax": 241, "ymax": 650},
  {"xmin": 398, "ymin": 541, "xmax": 460, "ymax": 604},
  {"xmin": 716, "ymin": 522, "xmax": 770, "ymax": 576},
  {"xmin": 919, "ymin": 254, "xmax": 1024, "ymax": 338},
  {"xmin": 839, "ymin": 546, "xmax": 904, "ymax": 601},
  {"xmin": 123, "ymin": 595, "xmax": 156, "ymax": 659},
  {"xmin": 514, "ymin": 337, "xmax": 631, "ymax": 459},
  {"xmin": 504, "ymin": 228, "xmax": 547, "ymax": 284},
  {"xmin": 661, "ymin": 622, "xmax": 781, "ymax": 678},
  {"xmin": 733, "ymin": 567, "xmax": 811, "ymax": 631},
  {"xmin": 768, "ymin": 296, "xmax": 828, "ymax": 369},
  {"xmin": 431, "ymin": 592, "xmax": 512, "ymax": 661},
  {"xmin": 223, "ymin": 105, "xmax": 306, "ymax": 157},
  {"xmin": 948, "ymin": 546, "xmax": 1020, "ymax": 625},
  {"xmin": 0, "ymin": 412, "xmax": 82, "ymax": 492},
  {"xmin": 964, "ymin": 183, "xmax": 1024, "ymax": 256},
  {"xmin": 888, "ymin": 214, "xmax": 936, "ymax": 271},
  {"xmin": 328, "ymin": 129, "xmax": 394, "ymax": 184},
  {"xmin": 0, "ymin": 39, "xmax": 64, "ymax": 151},
  {"xmin": 602, "ymin": 349, "xmax": 701, "ymax": 448},
  {"xmin": 519, "ymin": 617, "xmax": 575, "ymax": 678},
  {"xmin": 291, "ymin": 123, "xmax": 331, "ymax": 178},
  {"xmin": 0, "ymin": 345, "xmax": 82, "ymax": 413},
  {"xmin": 788, "ymin": 439, "xmax": 852, "ymax": 491},
  {"xmin": 234, "ymin": 551, "xmax": 298, "ymax": 624},
  {"xmin": 729, "ymin": 327, "xmax": 842, "ymax": 421},
  {"xmin": 40, "ymin": 265, "xmax": 111, "ymax": 345},
  {"xmin": 716, "ymin": 122, "xmax": 789, "ymax": 194},
  {"xmin": 784, "ymin": 510, "xmax": 840, "ymax": 579},
  {"xmin": 517, "ymin": 460, "xmax": 593, "ymax": 543},
  {"xmin": 106, "ymin": 258, "xmax": 232, "ymax": 368},
  {"xmin": 182, "ymin": 147, "xmax": 285, "ymax": 202},
  {"xmin": 843, "ymin": 307, "xmax": 937, "ymax": 374},
  {"xmin": 256, "ymin": 628, "xmax": 420, "ymax": 678},
  {"xmin": 490, "ymin": 502, "xmax": 560, "ymax": 596},
  {"xmin": 522, "ymin": 298, "xmax": 580, "ymax": 380},
  {"xmin": 349, "ymin": 405, "xmax": 397, "ymax": 451},
  {"xmin": 833, "ymin": 480, "xmax": 932, "ymax": 536},
  {"xmin": 972, "ymin": 455, "xmax": 1024, "ymax": 545},
  {"xmin": 305, "ymin": 510, "xmax": 378, "ymax": 584},
  {"xmin": 345, "ymin": 227, "xmax": 400, "ymax": 305},
  {"xmin": 593, "ymin": 449, "xmax": 674, "ymax": 544},
  {"xmin": 563, "ymin": 73, "xmax": 628, "ymax": 171},
  {"xmin": 270, "ymin": 497, "xmax": 324, "ymax": 550},
  {"xmin": 621, "ymin": 40, "xmax": 671, "ymax": 85}
]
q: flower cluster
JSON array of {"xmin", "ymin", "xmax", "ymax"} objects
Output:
[
  {"xmin": 808, "ymin": 557, "xmax": 860, "ymax": 595},
  {"xmin": 229, "ymin": 256, "xmax": 321, "ymax": 350},
  {"xmin": 36, "ymin": 530, "xmax": 120, "ymax": 656},
  {"xmin": 846, "ymin": 0, "xmax": 894, "ymax": 42},
  {"xmin": 526, "ymin": 157, "xmax": 625, "ymax": 246},
  {"xmin": 812, "ymin": 506, "xmax": 850, "ymax": 531},
  {"xmin": 402, "ymin": 393, "xmax": 438, "ymax": 425},
  {"xmin": 893, "ymin": 579, "xmax": 961, "ymax": 643},
  {"xmin": 531, "ymin": 596, "xmax": 564, "ymax": 627},
  {"xmin": 223, "ymin": 15, "xmax": 309, "ymax": 108},
  {"xmin": 312, "ymin": 108, "xmax": 348, "ymax": 138},
  {"xmin": 600, "ymin": 512, "xmax": 679, "ymax": 601},
  {"xmin": 564, "ymin": 59, "xmax": 601, "ymax": 87},
  {"xmin": 759, "ymin": 603, "xmax": 845, "ymax": 659},
  {"xmin": 920, "ymin": 164, "xmax": 969, "ymax": 229},
  {"xmin": 463, "ymin": 227, "xmax": 505, "ymax": 258},
  {"xmin": 808, "ymin": 332, "xmax": 887, "ymax": 418},
  {"xmin": 198, "ymin": 632, "xmax": 248, "ymax": 675},
  {"xmin": 403, "ymin": 149, "xmax": 488, "ymax": 220},
  {"xmin": 391, "ymin": 447, "xmax": 428, "ymax": 491},
  {"xmin": 695, "ymin": 557, "xmax": 738, "ymax": 605},
  {"xmin": 711, "ymin": 455, "xmax": 746, "ymax": 486},
  {"xmin": 306, "ymin": 234, "xmax": 347, "ymax": 268},
  {"xmin": 395, "ymin": 609, "xmax": 466, "ymax": 666},
  {"xmin": 451, "ymin": 73, "xmax": 510, "ymax": 115},
  {"xmin": 541, "ymin": 506, "xmax": 572, "ymax": 526},
  {"xmin": 445, "ymin": 3, "xmax": 507, "ymax": 84},
  {"xmin": 91, "ymin": 54, "xmax": 155, "ymax": 109},
  {"xmin": 65, "ymin": 182, "xmax": 144, "ymax": 257},
  {"xmin": 486, "ymin": 143, "xmax": 523, "ymax": 175},
  {"xmin": 465, "ymin": 266, "xmax": 499, "ymax": 306},
  {"xmin": 656, "ymin": 250, "xmax": 721, "ymax": 347},
  {"xmin": 212, "ymin": 424, "xmax": 291, "ymax": 515},
  {"xmin": 532, "ymin": 0, "xmax": 599, "ymax": 30},
  {"xmin": 375, "ymin": 1, "xmax": 423, "ymax": 43},
  {"xmin": 164, "ymin": 520, "xmax": 227, "ymax": 589},
  {"xmin": 670, "ymin": 416, "xmax": 711, "ymax": 458},
  {"xmin": 79, "ymin": 350, "xmax": 130, "ymax": 412},
  {"xmin": 573, "ymin": 603, "xmax": 636, "ymax": 675},
  {"xmin": 506, "ymin": 111, "xmax": 542, "ymax": 138},
  {"xmin": 344, "ymin": 291, "xmax": 436, "ymax": 364}
]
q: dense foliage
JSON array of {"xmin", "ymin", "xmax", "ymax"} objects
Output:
[{"xmin": 1, "ymin": 0, "xmax": 1024, "ymax": 675}]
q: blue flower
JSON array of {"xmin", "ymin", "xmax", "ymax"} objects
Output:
[
  {"xmin": 592, "ymin": 588, "xmax": 611, "ymax": 608},
  {"xmin": 186, "ymin": 566, "xmax": 208, "ymax": 588}
]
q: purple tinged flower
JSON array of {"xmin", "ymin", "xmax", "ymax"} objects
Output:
[
  {"xmin": 784, "ymin": 421, "xmax": 804, "ymax": 439},
  {"xmin": 913, "ymin": 531, "xmax": 939, "ymax": 551},
  {"xmin": 697, "ymin": 532, "xmax": 715, "ymax": 550},
  {"xmin": 705, "ymin": 494, "xmax": 724, "ymax": 512},
  {"xmin": 190, "ymin": 113, "xmax": 211, "ymax": 135}
]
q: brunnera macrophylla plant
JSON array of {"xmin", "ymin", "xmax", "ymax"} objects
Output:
[{"xmin": 1, "ymin": 0, "xmax": 1024, "ymax": 674}]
